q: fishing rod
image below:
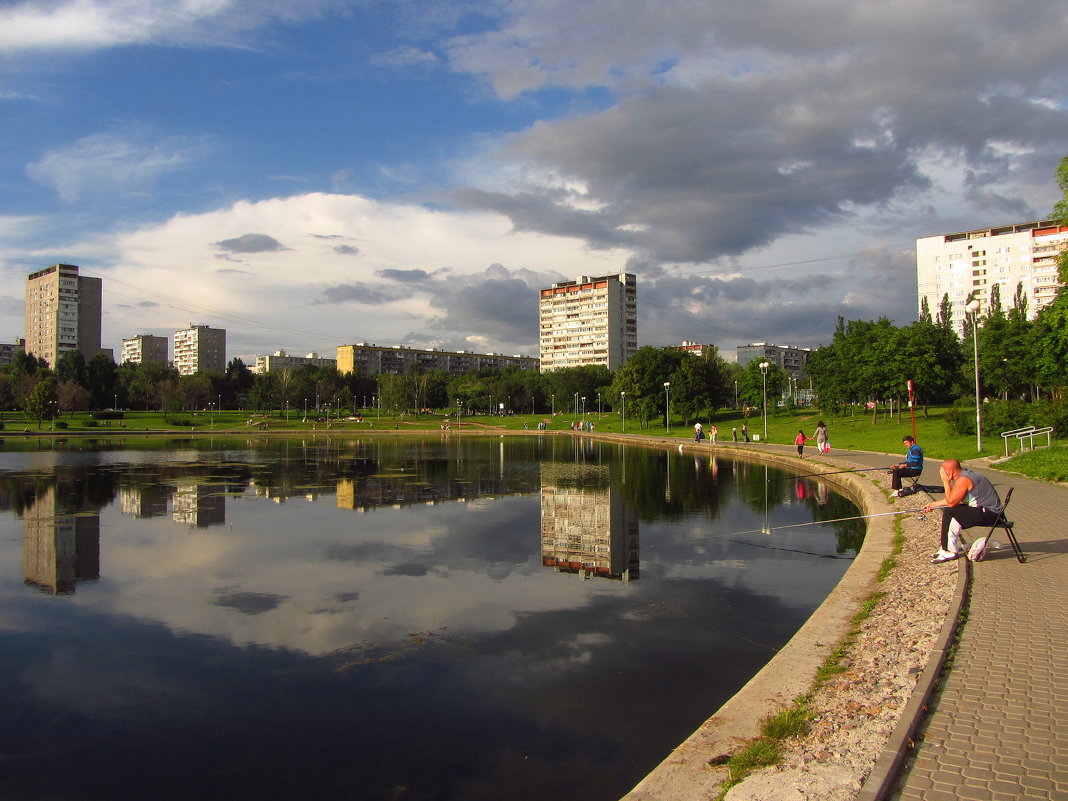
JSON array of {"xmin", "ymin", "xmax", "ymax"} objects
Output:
[
  {"xmin": 762, "ymin": 466, "xmax": 889, "ymax": 482},
  {"xmin": 714, "ymin": 508, "xmax": 926, "ymax": 540}
]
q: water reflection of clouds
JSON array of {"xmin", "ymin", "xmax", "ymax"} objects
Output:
[{"xmin": 16, "ymin": 495, "xmax": 603, "ymax": 658}]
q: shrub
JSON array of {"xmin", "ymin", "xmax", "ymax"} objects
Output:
[
  {"xmin": 943, "ymin": 399, "xmax": 975, "ymax": 436},
  {"xmin": 84, "ymin": 420, "xmax": 98, "ymax": 427},
  {"xmin": 92, "ymin": 410, "xmax": 125, "ymax": 420},
  {"xmin": 55, "ymin": 421, "xmax": 68, "ymax": 429},
  {"xmin": 1035, "ymin": 399, "xmax": 1068, "ymax": 433}
]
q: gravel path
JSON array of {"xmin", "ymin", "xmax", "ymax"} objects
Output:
[{"xmin": 725, "ymin": 495, "xmax": 959, "ymax": 800}]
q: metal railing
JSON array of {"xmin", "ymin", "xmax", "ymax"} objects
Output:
[{"xmin": 1000, "ymin": 425, "xmax": 1054, "ymax": 457}]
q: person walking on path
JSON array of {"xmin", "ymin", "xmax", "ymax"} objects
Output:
[
  {"xmin": 741, "ymin": 423, "xmax": 750, "ymax": 443},
  {"xmin": 814, "ymin": 420, "xmax": 829, "ymax": 454},
  {"xmin": 731, "ymin": 427, "xmax": 738, "ymax": 443},
  {"xmin": 693, "ymin": 422, "xmax": 703, "ymax": 442},
  {"xmin": 708, "ymin": 424, "xmax": 718, "ymax": 444},
  {"xmin": 794, "ymin": 429, "xmax": 812, "ymax": 457},
  {"xmin": 889, "ymin": 435, "xmax": 924, "ymax": 497},
  {"xmin": 921, "ymin": 458, "xmax": 1004, "ymax": 563}
]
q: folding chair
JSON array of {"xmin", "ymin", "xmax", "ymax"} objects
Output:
[{"xmin": 978, "ymin": 487, "xmax": 1025, "ymax": 563}]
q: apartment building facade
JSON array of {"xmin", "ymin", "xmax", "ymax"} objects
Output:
[
  {"xmin": 253, "ymin": 350, "xmax": 337, "ymax": 374},
  {"xmin": 538, "ymin": 273, "xmax": 637, "ymax": 372},
  {"xmin": 335, "ymin": 343, "xmax": 537, "ymax": 376},
  {"xmin": 173, "ymin": 324, "xmax": 226, "ymax": 375},
  {"xmin": 24, "ymin": 264, "xmax": 102, "ymax": 367},
  {"xmin": 736, "ymin": 342, "xmax": 811, "ymax": 378},
  {"xmin": 916, "ymin": 220, "xmax": 1068, "ymax": 336},
  {"xmin": 120, "ymin": 334, "xmax": 169, "ymax": 365}
]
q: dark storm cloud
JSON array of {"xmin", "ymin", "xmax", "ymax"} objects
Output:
[
  {"xmin": 313, "ymin": 282, "xmax": 412, "ymax": 305},
  {"xmin": 419, "ymin": 263, "xmax": 547, "ymax": 349},
  {"xmin": 449, "ymin": 0, "xmax": 1068, "ymax": 271},
  {"xmin": 213, "ymin": 592, "xmax": 288, "ymax": 616},
  {"xmin": 377, "ymin": 268, "xmax": 431, "ymax": 282},
  {"xmin": 214, "ymin": 233, "xmax": 287, "ymax": 253},
  {"xmin": 334, "ymin": 244, "xmax": 359, "ymax": 255}
]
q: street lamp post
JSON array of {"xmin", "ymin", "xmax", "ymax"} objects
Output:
[
  {"xmin": 967, "ymin": 298, "xmax": 983, "ymax": 452},
  {"xmin": 733, "ymin": 380, "xmax": 737, "ymax": 409},
  {"xmin": 620, "ymin": 391, "xmax": 626, "ymax": 433},
  {"xmin": 551, "ymin": 393, "xmax": 555, "ymax": 416},
  {"xmin": 759, "ymin": 362, "xmax": 770, "ymax": 442},
  {"xmin": 581, "ymin": 396, "xmax": 586, "ymax": 421},
  {"xmin": 574, "ymin": 393, "xmax": 579, "ymax": 417},
  {"xmin": 663, "ymin": 382, "xmax": 671, "ymax": 433},
  {"xmin": 456, "ymin": 399, "xmax": 462, "ymax": 427}
]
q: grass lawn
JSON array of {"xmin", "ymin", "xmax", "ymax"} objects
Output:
[{"xmin": 2, "ymin": 404, "xmax": 1064, "ymax": 484}]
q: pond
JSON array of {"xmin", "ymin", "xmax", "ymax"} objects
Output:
[{"xmin": 0, "ymin": 435, "xmax": 864, "ymax": 801}]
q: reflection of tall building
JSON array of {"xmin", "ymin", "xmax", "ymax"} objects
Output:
[
  {"xmin": 22, "ymin": 487, "xmax": 100, "ymax": 595},
  {"xmin": 120, "ymin": 485, "xmax": 173, "ymax": 518},
  {"xmin": 172, "ymin": 483, "xmax": 226, "ymax": 527},
  {"xmin": 539, "ymin": 465, "xmax": 639, "ymax": 581}
]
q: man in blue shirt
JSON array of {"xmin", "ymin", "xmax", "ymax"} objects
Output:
[{"xmin": 889, "ymin": 435, "xmax": 924, "ymax": 497}]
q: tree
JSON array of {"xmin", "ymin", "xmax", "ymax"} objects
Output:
[
  {"xmin": 55, "ymin": 350, "xmax": 89, "ymax": 388},
  {"xmin": 57, "ymin": 379, "xmax": 91, "ymax": 414},
  {"xmin": 24, "ymin": 376, "xmax": 58, "ymax": 429},
  {"xmin": 609, "ymin": 347, "xmax": 681, "ymax": 427},
  {"xmin": 87, "ymin": 352, "xmax": 119, "ymax": 410}
]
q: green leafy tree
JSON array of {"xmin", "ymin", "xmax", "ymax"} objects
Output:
[
  {"xmin": 609, "ymin": 347, "xmax": 681, "ymax": 427},
  {"xmin": 55, "ymin": 350, "xmax": 89, "ymax": 388},
  {"xmin": 87, "ymin": 352, "xmax": 119, "ymax": 410},
  {"xmin": 24, "ymin": 376, "xmax": 58, "ymax": 429}
]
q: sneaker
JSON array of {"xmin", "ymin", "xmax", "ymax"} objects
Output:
[
  {"xmin": 890, "ymin": 490, "xmax": 902, "ymax": 497},
  {"xmin": 931, "ymin": 550, "xmax": 960, "ymax": 564}
]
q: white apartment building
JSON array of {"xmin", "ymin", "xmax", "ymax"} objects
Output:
[
  {"xmin": 24, "ymin": 264, "xmax": 102, "ymax": 367},
  {"xmin": 538, "ymin": 273, "xmax": 637, "ymax": 372},
  {"xmin": 916, "ymin": 220, "xmax": 1068, "ymax": 336},
  {"xmin": 121, "ymin": 334, "xmax": 168, "ymax": 365},
  {"xmin": 253, "ymin": 350, "xmax": 337, "ymax": 374},
  {"xmin": 173, "ymin": 324, "xmax": 226, "ymax": 376}
]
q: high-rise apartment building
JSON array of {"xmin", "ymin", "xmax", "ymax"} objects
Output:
[
  {"xmin": 173, "ymin": 324, "xmax": 226, "ymax": 375},
  {"xmin": 121, "ymin": 334, "xmax": 169, "ymax": 365},
  {"xmin": 916, "ymin": 220, "xmax": 1068, "ymax": 336},
  {"xmin": 538, "ymin": 273, "xmax": 637, "ymax": 372},
  {"xmin": 24, "ymin": 264, "xmax": 102, "ymax": 367}
]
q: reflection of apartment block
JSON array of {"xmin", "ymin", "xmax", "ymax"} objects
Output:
[
  {"xmin": 173, "ymin": 324, "xmax": 226, "ymax": 375},
  {"xmin": 24, "ymin": 263, "xmax": 102, "ymax": 368},
  {"xmin": 336, "ymin": 343, "xmax": 537, "ymax": 376},
  {"xmin": 121, "ymin": 334, "xmax": 169, "ymax": 365},
  {"xmin": 119, "ymin": 485, "xmax": 173, "ymax": 518},
  {"xmin": 916, "ymin": 220, "xmax": 1068, "ymax": 336},
  {"xmin": 539, "ymin": 466, "xmax": 639, "ymax": 581},
  {"xmin": 253, "ymin": 350, "xmax": 337, "ymax": 374},
  {"xmin": 172, "ymin": 483, "xmax": 225, "ymax": 527},
  {"xmin": 22, "ymin": 487, "xmax": 100, "ymax": 595},
  {"xmin": 538, "ymin": 272, "xmax": 637, "ymax": 372}
]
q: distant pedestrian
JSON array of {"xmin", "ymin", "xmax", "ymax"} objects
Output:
[
  {"xmin": 694, "ymin": 422, "xmax": 703, "ymax": 442},
  {"xmin": 795, "ymin": 429, "xmax": 812, "ymax": 457},
  {"xmin": 731, "ymin": 427, "xmax": 738, "ymax": 442},
  {"xmin": 815, "ymin": 420, "xmax": 829, "ymax": 454},
  {"xmin": 741, "ymin": 423, "xmax": 750, "ymax": 443},
  {"xmin": 708, "ymin": 424, "xmax": 718, "ymax": 444}
]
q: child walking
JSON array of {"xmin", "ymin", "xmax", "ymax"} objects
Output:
[{"xmin": 795, "ymin": 429, "xmax": 812, "ymax": 457}]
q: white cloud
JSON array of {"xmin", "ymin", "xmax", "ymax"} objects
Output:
[
  {"xmin": 0, "ymin": 0, "xmax": 344, "ymax": 52},
  {"xmin": 26, "ymin": 129, "xmax": 213, "ymax": 203},
  {"xmin": 81, "ymin": 191, "xmax": 631, "ymax": 359}
]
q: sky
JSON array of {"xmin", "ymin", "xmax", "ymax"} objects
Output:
[{"xmin": 2, "ymin": 0, "xmax": 1067, "ymax": 365}]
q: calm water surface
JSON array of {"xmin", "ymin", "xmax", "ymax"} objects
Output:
[{"xmin": 0, "ymin": 435, "xmax": 863, "ymax": 801}]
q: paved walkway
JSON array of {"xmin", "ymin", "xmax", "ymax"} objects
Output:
[{"xmin": 806, "ymin": 448, "xmax": 1068, "ymax": 801}]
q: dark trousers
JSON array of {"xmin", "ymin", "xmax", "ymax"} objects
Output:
[
  {"xmin": 940, "ymin": 505, "xmax": 1000, "ymax": 550},
  {"xmin": 890, "ymin": 466, "xmax": 922, "ymax": 490}
]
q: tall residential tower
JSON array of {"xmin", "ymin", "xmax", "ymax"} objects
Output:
[
  {"xmin": 538, "ymin": 273, "xmax": 637, "ymax": 372},
  {"xmin": 24, "ymin": 264, "xmax": 102, "ymax": 367},
  {"xmin": 173, "ymin": 324, "xmax": 226, "ymax": 375},
  {"xmin": 916, "ymin": 220, "xmax": 1068, "ymax": 336}
]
